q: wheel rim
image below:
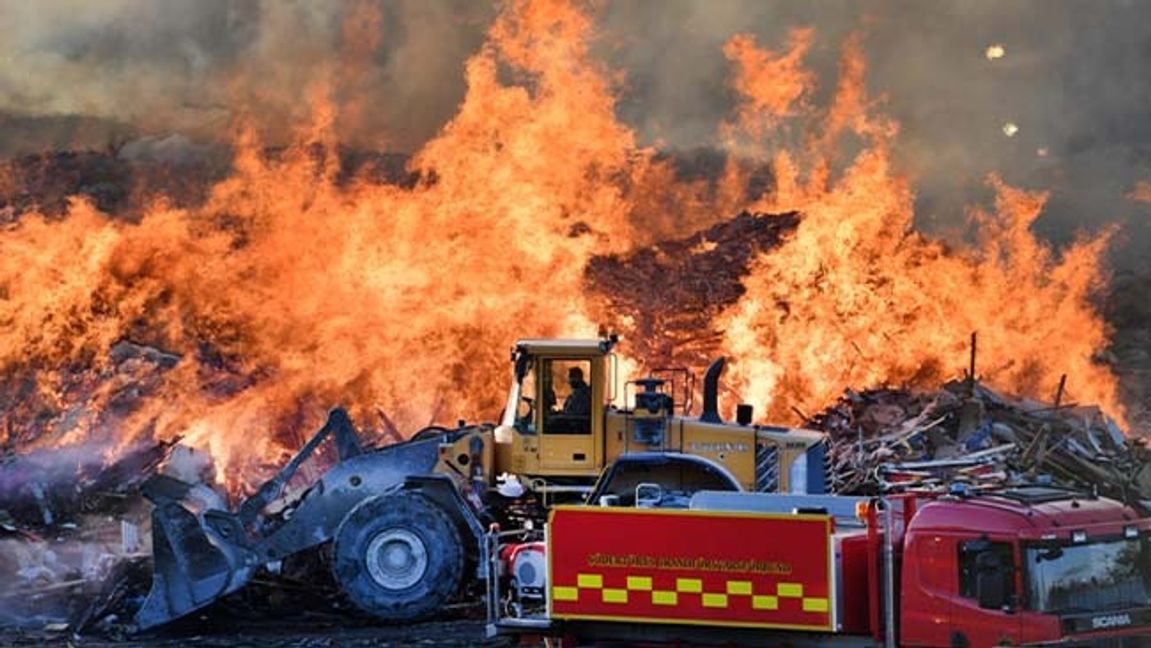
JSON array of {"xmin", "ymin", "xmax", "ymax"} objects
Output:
[{"xmin": 365, "ymin": 528, "xmax": 428, "ymax": 590}]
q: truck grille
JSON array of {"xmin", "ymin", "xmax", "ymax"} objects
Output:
[{"xmin": 755, "ymin": 443, "xmax": 780, "ymax": 492}]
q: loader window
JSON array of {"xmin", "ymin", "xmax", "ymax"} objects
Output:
[
  {"xmin": 515, "ymin": 359, "xmax": 540, "ymax": 434},
  {"xmin": 543, "ymin": 359, "xmax": 592, "ymax": 435}
]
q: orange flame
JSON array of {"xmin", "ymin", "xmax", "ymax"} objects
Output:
[
  {"xmin": 1128, "ymin": 180, "xmax": 1151, "ymax": 204},
  {"xmin": 0, "ymin": 0, "xmax": 1126, "ymax": 494},
  {"xmin": 719, "ymin": 32, "xmax": 1119, "ymax": 424}
]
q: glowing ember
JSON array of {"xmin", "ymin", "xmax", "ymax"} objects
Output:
[
  {"xmin": 0, "ymin": 0, "xmax": 1125, "ymax": 495},
  {"xmin": 1128, "ymin": 180, "xmax": 1151, "ymax": 203}
]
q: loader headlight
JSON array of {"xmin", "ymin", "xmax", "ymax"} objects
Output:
[{"xmin": 789, "ymin": 453, "xmax": 809, "ymax": 495}]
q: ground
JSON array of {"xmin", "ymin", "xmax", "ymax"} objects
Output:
[{"xmin": 3, "ymin": 613, "xmax": 517, "ymax": 647}]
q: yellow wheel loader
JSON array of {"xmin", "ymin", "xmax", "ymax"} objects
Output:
[{"xmin": 133, "ymin": 336, "xmax": 828, "ymax": 629}]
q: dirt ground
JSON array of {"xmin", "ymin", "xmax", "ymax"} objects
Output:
[{"xmin": 2, "ymin": 612, "xmax": 519, "ymax": 648}]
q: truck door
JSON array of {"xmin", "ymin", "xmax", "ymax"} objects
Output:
[
  {"xmin": 899, "ymin": 531, "xmax": 956, "ymax": 646},
  {"xmin": 537, "ymin": 357, "xmax": 601, "ymax": 473}
]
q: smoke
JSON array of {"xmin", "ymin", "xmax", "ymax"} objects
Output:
[
  {"xmin": 0, "ymin": 0, "xmax": 491, "ymax": 152},
  {"xmin": 597, "ymin": 0, "xmax": 1151, "ymax": 268},
  {"xmin": 1, "ymin": 0, "xmax": 1149, "ymax": 264}
]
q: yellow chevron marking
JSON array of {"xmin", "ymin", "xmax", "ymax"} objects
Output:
[
  {"xmin": 701, "ymin": 593, "xmax": 729, "ymax": 608},
  {"xmin": 752, "ymin": 595, "xmax": 779, "ymax": 610},
  {"xmin": 777, "ymin": 582, "xmax": 803, "ymax": 598},
  {"xmin": 577, "ymin": 574, "xmax": 603, "ymax": 589},
  {"xmin": 676, "ymin": 578, "xmax": 703, "ymax": 593},
  {"xmin": 627, "ymin": 576, "xmax": 653, "ymax": 591},
  {"xmin": 553, "ymin": 586, "xmax": 579, "ymax": 601},
  {"xmin": 803, "ymin": 597, "xmax": 829, "ymax": 613},
  {"xmin": 652, "ymin": 590, "xmax": 678, "ymax": 606},
  {"xmin": 602, "ymin": 588, "xmax": 628, "ymax": 604},
  {"xmin": 726, "ymin": 580, "xmax": 753, "ymax": 595}
]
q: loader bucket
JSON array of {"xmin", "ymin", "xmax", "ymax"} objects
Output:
[
  {"xmin": 134, "ymin": 501, "xmax": 250, "ymax": 631},
  {"xmin": 129, "ymin": 408, "xmax": 449, "ymax": 630}
]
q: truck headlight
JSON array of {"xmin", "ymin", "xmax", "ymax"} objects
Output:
[{"xmin": 789, "ymin": 453, "xmax": 808, "ymax": 495}]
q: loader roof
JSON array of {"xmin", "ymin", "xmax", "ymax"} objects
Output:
[{"xmin": 515, "ymin": 338, "xmax": 613, "ymax": 356}]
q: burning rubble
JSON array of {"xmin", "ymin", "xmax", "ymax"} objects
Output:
[
  {"xmin": 0, "ymin": 0, "xmax": 1147, "ymax": 638},
  {"xmin": 810, "ymin": 375, "xmax": 1151, "ymax": 502}
]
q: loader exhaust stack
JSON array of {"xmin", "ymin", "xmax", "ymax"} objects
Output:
[{"xmin": 700, "ymin": 357, "xmax": 726, "ymax": 424}]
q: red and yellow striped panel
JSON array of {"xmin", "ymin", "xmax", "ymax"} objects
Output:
[{"xmin": 547, "ymin": 506, "xmax": 834, "ymax": 631}]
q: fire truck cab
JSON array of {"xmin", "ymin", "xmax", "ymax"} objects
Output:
[{"xmin": 486, "ymin": 485, "xmax": 1151, "ymax": 647}]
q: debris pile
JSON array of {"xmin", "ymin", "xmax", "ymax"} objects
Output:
[
  {"xmin": 0, "ymin": 438, "xmax": 175, "ymax": 534},
  {"xmin": 0, "ymin": 146, "xmax": 415, "ymax": 224},
  {"xmin": 0, "ymin": 440, "xmax": 174, "ymax": 627},
  {"xmin": 587, "ymin": 210, "xmax": 799, "ymax": 370},
  {"xmin": 811, "ymin": 377, "xmax": 1151, "ymax": 505}
]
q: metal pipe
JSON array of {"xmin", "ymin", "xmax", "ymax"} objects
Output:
[
  {"xmin": 883, "ymin": 498, "xmax": 896, "ymax": 648},
  {"xmin": 968, "ymin": 331, "xmax": 978, "ymax": 395},
  {"xmin": 484, "ymin": 527, "xmax": 498, "ymax": 629}
]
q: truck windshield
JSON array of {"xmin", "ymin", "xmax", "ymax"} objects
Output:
[{"xmin": 1025, "ymin": 536, "xmax": 1151, "ymax": 613}]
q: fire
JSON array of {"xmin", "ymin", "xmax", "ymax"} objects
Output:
[
  {"xmin": 1128, "ymin": 180, "xmax": 1151, "ymax": 203},
  {"xmin": 0, "ymin": 0, "xmax": 1126, "ymax": 494},
  {"xmin": 719, "ymin": 34, "xmax": 1118, "ymax": 423}
]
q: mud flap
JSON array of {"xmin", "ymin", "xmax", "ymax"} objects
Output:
[{"xmin": 134, "ymin": 502, "xmax": 237, "ymax": 630}]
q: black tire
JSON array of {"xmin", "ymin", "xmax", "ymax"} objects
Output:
[{"xmin": 331, "ymin": 492, "xmax": 464, "ymax": 622}]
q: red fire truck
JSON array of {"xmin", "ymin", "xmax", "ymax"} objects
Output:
[{"xmin": 486, "ymin": 483, "xmax": 1151, "ymax": 646}]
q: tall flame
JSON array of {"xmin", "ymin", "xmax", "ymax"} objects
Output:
[
  {"xmin": 0, "ymin": 0, "xmax": 1124, "ymax": 494},
  {"xmin": 720, "ymin": 33, "xmax": 1118, "ymax": 422}
]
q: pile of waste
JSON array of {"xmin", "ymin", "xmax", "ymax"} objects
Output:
[
  {"xmin": 586, "ymin": 210, "xmax": 799, "ymax": 371},
  {"xmin": 810, "ymin": 376, "xmax": 1151, "ymax": 506},
  {"xmin": 0, "ymin": 439, "xmax": 177, "ymax": 628}
]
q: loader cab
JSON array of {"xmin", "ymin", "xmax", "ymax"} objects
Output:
[{"xmin": 500, "ymin": 338, "xmax": 613, "ymax": 477}]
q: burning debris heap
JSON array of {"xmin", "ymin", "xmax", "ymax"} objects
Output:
[
  {"xmin": 811, "ymin": 377, "xmax": 1151, "ymax": 505},
  {"xmin": 0, "ymin": 147, "xmax": 417, "ymax": 225},
  {"xmin": 0, "ymin": 439, "xmax": 175, "ymax": 628},
  {"xmin": 587, "ymin": 210, "xmax": 799, "ymax": 370},
  {"xmin": 1, "ymin": 342, "xmax": 183, "ymax": 451}
]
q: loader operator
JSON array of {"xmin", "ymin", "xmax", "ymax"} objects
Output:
[{"xmin": 563, "ymin": 366, "xmax": 592, "ymax": 416}]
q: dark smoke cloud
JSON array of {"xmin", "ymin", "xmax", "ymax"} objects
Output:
[
  {"xmin": 1, "ymin": 0, "xmax": 1148, "ymax": 265},
  {"xmin": 0, "ymin": 0, "xmax": 490, "ymax": 151},
  {"xmin": 599, "ymin": 0, "xmax": 1151, "ymax": 268}
]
